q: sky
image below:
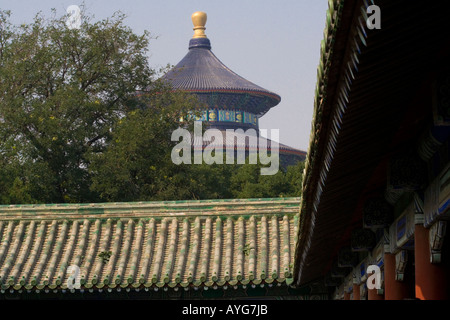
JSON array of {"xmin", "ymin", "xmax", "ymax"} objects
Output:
[{"xmin": 2, "ymin": 0, "xmax": 329, "ymax": 151}]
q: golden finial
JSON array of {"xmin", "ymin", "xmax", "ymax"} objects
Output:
[{"xmin": 191, "ymin": 11, "xmax": 207, "ymax": 38}]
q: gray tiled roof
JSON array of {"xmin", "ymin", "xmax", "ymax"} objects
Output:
[{"xmin": 163, "ymin": 38, "xmax": 280, "ymax": 100}]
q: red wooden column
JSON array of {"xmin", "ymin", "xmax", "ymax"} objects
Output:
[
  {"xmin": 352, "ymin": 284, "xmax": 360, "ymax": 300},
  {"xmin": 367, "ymin": 288, "xmax": 384, "ymax": 300},
  {"xmin": 415, "ymin": 225, "xmax": 448, "ymax": 300},
  {"xmin": 384, "ymin": 253, "xmax": 409, "ymax": 300}
]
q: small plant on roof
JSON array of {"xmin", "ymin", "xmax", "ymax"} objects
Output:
[
  {"xmin": 242, "ymin": 244, "xmax": 254, "ymax": 256},
  {"xmin": 99, "ymin": 251, "xmax": 112, "ymax": 263},
  {"xmin": 288, "ymin": 263, "xmax": 294, "ymax": 274}
]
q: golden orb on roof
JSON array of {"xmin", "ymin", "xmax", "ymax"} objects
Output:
[{"xmin": 191, "ymin": 11, "xmax": 207, "ymax": 38}]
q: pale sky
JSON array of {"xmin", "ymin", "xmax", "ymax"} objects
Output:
[{"xmin": 3, "ymin": 0, "xmax": 329, "ymax": 151}]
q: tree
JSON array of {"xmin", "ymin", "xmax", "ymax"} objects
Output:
[
  {"xmin": 88, "ymin": 83, "xmax": 199, "ymax": 202},
  {"xmin": 0, "ymin": 9, "xmax": 174, "ymax": 203},
  {"xmin": 284, "ymin": 160, "xmax": 305, "ymax": 196},
  {"xmin": 230, "ymin": 160, "xmax": 305, "ymax": 198}
]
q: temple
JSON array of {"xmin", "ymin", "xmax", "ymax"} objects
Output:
[{"xmin": 162, "ymin": 12, "xmax": 306, "ymax": 167}]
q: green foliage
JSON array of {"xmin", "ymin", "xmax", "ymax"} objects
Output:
[
  {"xmin": 98, "ymin": 250, "xmax": 112, "ymax": 263},
  {"xmin": 242, "ymin": 244, "xmax": 254, "ymax": 256},
  {"xmin": 230, "ymin": 160, "xmax": 305, "ymax": 199},
  {"xmin": 88, "ymin": 87, "xmax": 199, "ymax": 202}
]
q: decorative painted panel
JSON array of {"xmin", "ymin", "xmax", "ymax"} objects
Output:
[
  {"xmin": 240, "ymin": 112, "xmax": 258, "ymax": 125},
  {"xmin": 208, "ymin": 109, "xmax": 217, "ymax": 122},
  {"xmin": 199, "ymin": 110, "xmax": 208, "ymax": 121},
  {"xmin": 363, "ymin": 198, "xmax": 393, "ymax": 229},
  {"xmin": 387, "ymin": 153, "xmax": 426, "ymax": 192},
  {"xmin": 389, "ymin": 202, "xmax": 416, "ymax": 253},
  {"xmin": 235, "ymin": 111, "xmax": 243, "ymax": 123},
  {"xmin": 338, "ymin": 247, "xmax": 358, "ymax": 268},
  {"xmin": 351, "ymin": 228, "xmax": 376, "ymax": 251},
  {"xmin": 218, "ymin": 110, "xmax": 235, "ymax": 122},
  {"xmin": 249, "ymin": 113, "xmax": 257, "ymax": 126},
  {"xmin": 204, "ymin": 109, "xmax": 258, "ymax": 125},
  {"xmin": 243, "ymin": 112, "xmax": 251, "ymax": 124}
]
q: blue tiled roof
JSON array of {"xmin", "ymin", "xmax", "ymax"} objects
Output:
[{"xmin": 162, "ymin": 38, "xmax": 281, "ymax": 113}]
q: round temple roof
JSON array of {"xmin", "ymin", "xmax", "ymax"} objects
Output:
[{"xmin": 162, "ymin": 12, "xmax": 281, "ymax": 116}]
